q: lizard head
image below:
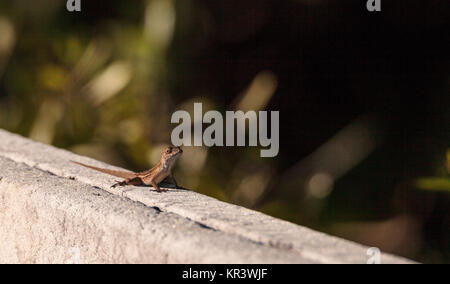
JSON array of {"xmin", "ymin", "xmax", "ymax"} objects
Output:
[{"xmin": 160, "ymin": 146, "xmax": 183, "ymax": 165}]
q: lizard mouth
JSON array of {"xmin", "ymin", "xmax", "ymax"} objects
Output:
[{"xmin": 170, "ymin": 148, "xmax": 182, "ymax": 158}]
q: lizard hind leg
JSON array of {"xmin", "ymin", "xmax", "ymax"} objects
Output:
[
  {"xmin": 111, "ymin": 177, "xmax": 143, "ymax": 188},
  {"xmin": 111, "ymin": 180, "xmax": 127, "ymax": 188}
]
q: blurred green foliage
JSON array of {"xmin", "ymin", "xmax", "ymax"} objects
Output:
[
  {"xmin": 0, "ymin": 0, "xmax": 448, "ymax": 263},
  {"xmin": 416, "ymin": 177, "xmax": 450, "ymax": 192}
]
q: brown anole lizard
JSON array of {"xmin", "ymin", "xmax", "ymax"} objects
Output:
[{"xmin": 72, "ymin": 146, "xmax": 183, "ymax": 192}]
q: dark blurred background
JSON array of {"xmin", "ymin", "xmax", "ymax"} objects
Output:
[{"xmin": 0, "ymin": 0, "xmax": 448, "ymax": 263}]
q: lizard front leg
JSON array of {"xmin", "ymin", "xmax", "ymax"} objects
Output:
[
  {"xmin": 169, "ymin": 174, "xmax": 178, "ymax": 187},
  {"xmin": 150, "ymin": 180, "xmax": 167, "ymax": 192},
  {"xmin": 142, "ymin": 173, "xmax": 167, "ymax": 192},
  {"xmin": 162, "ymin": 174, "xmax": 178, "ymax": 188}
]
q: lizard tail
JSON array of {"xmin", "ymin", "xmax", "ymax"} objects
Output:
[{"xmin": 70, "ymin": 160, "xmax": 137, "ymax": 179}]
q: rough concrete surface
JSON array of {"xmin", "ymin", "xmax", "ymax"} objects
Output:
[{"xmin": 0, "ymin": 129, "xmax": 415, "ymax": 263}]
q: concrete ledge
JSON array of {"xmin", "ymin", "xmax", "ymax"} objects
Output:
[{"xmin": 0, "ymin": 129, "xmax": 415, "ymax": 263}]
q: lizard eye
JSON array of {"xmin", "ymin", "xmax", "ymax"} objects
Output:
[{"xmin": 166, "ymin": 148, "xmax": 172, "ymax": 154}]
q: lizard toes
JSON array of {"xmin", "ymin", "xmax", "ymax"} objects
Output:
[{"xmin": 111, "ymin": 181, "xmax": 123, "ymax": 188}]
